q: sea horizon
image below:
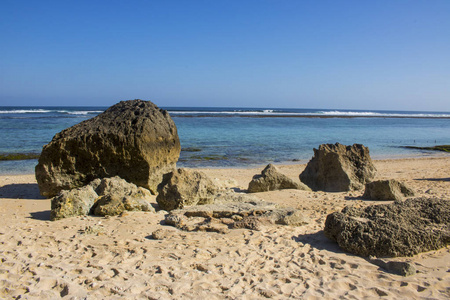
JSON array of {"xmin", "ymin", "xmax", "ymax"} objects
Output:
[{"xmin": 1, "ymin": 105, "xmax": 450, "ymax": 118}]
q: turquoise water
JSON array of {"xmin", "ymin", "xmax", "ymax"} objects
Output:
[{"xmin": 1, "ymin": 106, "xmax": 449, "ymax": 174}]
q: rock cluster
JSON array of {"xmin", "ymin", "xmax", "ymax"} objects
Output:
[
  {"xmin": 164, "ymin": 191, "xmax": 308, "ymax": 232},
  {"xmin": 154, "ymin": 168, "xmax": 308, "ymax": 231},
  {"xmin": 51, "ymin": 176, "xmax": 155, "ymax": 220},
  {"xmin": 36, "ymin": 100, "xmax": 180, "ymax": 197},
  {"xmin": 324, "ymin": 197, "xmax": 450, "ymax": 257},
  {"xmin": 248, "ymin": 164, "xmax": 310, "ymax": 193},
  {"xmin": 363, "ymin": 179, "xmax": 414, "ymax": 201},
  {"xmin": 300, "ymin": 143, "xmax": 377, "ymax": 192}
]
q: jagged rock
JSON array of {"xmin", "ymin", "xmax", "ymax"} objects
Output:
[
  {"xmin": 164, "ymin": 191, "xmax": 308, "ymax": 231},
  {"xmin": 300, "ymin": 143, "xmax": 377, "ymax": 192},
  {"xmin": 51, "ymin": 186, "xmax": 98, "ymax": 221},
  {"xmin": 156, "ymin": 168, "xmax": 219, "ymax": 211},
  {"xmin": 248, "ymin": 164, "xmax": 311, "ymax": 193},
  {"xmin": 363, "ymin": 179, "xmax": 414, "ymax": 201},
  {"xmin": 324, "ymin": 197, "xmax": 450, "ymax": 257},
  {"xmin": 51, "ymin": 176, "xmax": 155, "ymax": 220},
  {"xmin": 36, "ymin": 100, "xmax": 180, "ymax": 197}
]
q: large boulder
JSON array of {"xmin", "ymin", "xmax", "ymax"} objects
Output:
[
  {"xmin": 324, "ymin": 197, "xmax": 450, "ymax": 257},
  {"xmin": 156, "ymin": 168, "xmax": 219, "ymax": 211},
  {"xmin": 248, "ymin": 164, "xmax": 311, "ymax": 193},
  {"xmin": 363, "ymin": 179, "xmax": 414, "ymax": 201},
  {"xmin": 300, "ymin": 143, "xmax": 376, "ymax": 192},
  {"xmin": 51, "ymin": 176, "xmax": 155, "ymax": 220},
  {"xmin": 36, "ymin": 100, "xmax": 180, "ymax": 197}
]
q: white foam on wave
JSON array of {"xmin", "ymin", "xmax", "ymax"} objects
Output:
[
  {"xmin": 320, "ymin": 111, "xmax": 450, "ymax": 118},
  {"xmin": 170, "ymin": 109, "xmax": 450, "ymax": 118},
  {"xmin": 0, "ymin": 109, "xmax": 52, "ymax": 114},
  {"xmin": 58, "ymin": 110, "xmax": 103, "ymax": 115}
]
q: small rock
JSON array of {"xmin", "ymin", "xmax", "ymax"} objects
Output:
[
  {"xmin": 248, "ymin": 164, "xmax": 310, "ymax": 193},
  {"xmin": 363, "ymin": 179, "xmax": 414, "ymax": 201}
]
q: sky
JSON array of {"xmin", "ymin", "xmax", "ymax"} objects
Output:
[{"xmin": 1, "ymin": 1, "xmax": 449, "ymax": 111}]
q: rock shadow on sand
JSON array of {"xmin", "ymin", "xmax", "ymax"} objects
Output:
[
  {"xmin": 0, "ymin": 183, "xmax": 45, "ymax": 200},
  {"xmin": 29, "ymin": 210, "xmax": 51, "ymax": 221},
  {"xmin": 415, "ymin": 177, "xmax": 450, "ymax": 182},
  {"xmin": 293, "ymin": 230, "xmax": 345, "ymax": 254}
]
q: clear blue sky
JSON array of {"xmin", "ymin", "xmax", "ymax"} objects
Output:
[{"xmin": 1, "ymin": 1, "xmax": 449, "ymax": 111}]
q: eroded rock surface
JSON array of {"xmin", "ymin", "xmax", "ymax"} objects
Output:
[
  {"xmin": 36, "ymin": 100, "xmax": 180, "ymax": 197},
  {"xmin": 324, "ymin": 197, "xmax": 450, "ymax": 257},
  {"xmin": 300, "ymin": 143, "xmax": 376, "ymax": 192},
  {"xmin": 248, "ymin": 164, "xmax": 311, "ymax": 193}
]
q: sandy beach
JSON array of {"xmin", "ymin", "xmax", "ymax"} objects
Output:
[{"xmin": 0, "ymin": 156, "xmax": 449, "ymax": 299}]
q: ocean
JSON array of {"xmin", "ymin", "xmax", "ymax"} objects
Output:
[{"xmin": 1, "ymin": 106, "xmax": 449, "ymax": 175}]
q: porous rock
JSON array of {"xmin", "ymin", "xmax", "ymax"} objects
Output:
[
  {"xmin": 324, "ymin": 197, "xmax": 450, "ymax": 257},
  {"xmin": 363, "ymin": 179, "xmax": 414, "ymax": 201},
  {"xmin": 51, "ymin": 176, "xmax": 155, "ymax": 220},
  {"xmin": 36, "ymin": 100, "xmax": 180, "ymax": 197},
  {"xmin": 248, "ymin": 164, "xmax": 311, "ymax": 193},
  {"xmin": 300, "ymin": 143, "xmax": 376, "ymax": 192},
  {"xmin": 156, "ymin": 168, "xmax": 219, "ymax": 211}
]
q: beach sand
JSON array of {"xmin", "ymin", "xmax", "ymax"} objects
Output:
[{"xmin": 0, "ymin": 157, "xmax": 449, "ymax": 299}]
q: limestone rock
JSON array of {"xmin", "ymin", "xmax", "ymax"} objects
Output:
[
  {"xmin": 51, "ymin": 186, "xmax": 98, "ymax": 221},
  {"xmin": 324, "ymin": 197, "xmax": 450, "ymax": 257},
  {"xmin": 156, "ymin": 168, "xmax": 219, "ymax": 211},
  {"xmin": 300, "ymin": 143, "xmax": 376, "ymax": 192},
  {"xmin": 36, "ymin": 100, "xmax": 180, "ymax": 197},
  {"xmin": 363, "ymin": 179, "xmax": 414, "ymax": 201},
  {"xmin": 248, "ymin": 164, "xmax": 311, "ymax": 193}
]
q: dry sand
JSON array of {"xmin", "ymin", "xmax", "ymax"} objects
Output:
[{"xmin": 0, "ymin": 156, "xmax": 449, "ymax": 299}]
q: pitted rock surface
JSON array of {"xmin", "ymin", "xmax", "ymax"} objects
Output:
[{"xmin": 324, "ymin": 197, "xmax": 450, "ymax": 257}]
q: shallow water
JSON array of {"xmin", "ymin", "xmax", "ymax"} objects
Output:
[{"xmin": 1, "ymin": 106, "xmax": 449, "ymax": 174}]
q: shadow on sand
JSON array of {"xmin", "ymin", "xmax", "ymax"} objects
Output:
[
  {"xmin": 292, "ymin": 230, "xmax": 345, "ymax": 254},
  {"xmin": 29, "ymin": 210, "xmax": 51, "ymax": 221},
  {"xmin": 0, "ymin": 183, "xmax": 45, "ymax": 200},
  {"xmin": 415, "ymin": 177, "xmax": 450, "ymax": 182}
]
